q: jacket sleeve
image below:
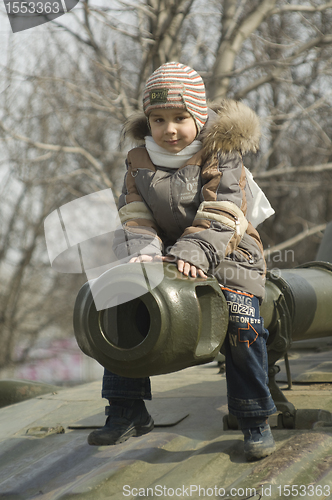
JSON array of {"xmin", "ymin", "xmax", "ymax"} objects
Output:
[
  {"xmin": 113, "ymin": 156, "xmax": 163, "ymax": 260},
  {"xmin": 167, "ymin": 152, "xmax": 248, "ymax": 272}
]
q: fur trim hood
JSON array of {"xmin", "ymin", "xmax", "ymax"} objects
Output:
[{"xmin": 122, "ymin": 99, "xmax": 261, "ymax": 155}]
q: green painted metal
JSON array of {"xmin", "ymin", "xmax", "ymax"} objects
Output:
[
  {"xmin": 2, "ymin": 370, "xmax": 332, "ymax": 499},
  {"xmin": 0, "ymin": 380, "xmax": 60, "ymax": 409},
  {"xmin": 260, "ymin": 261, "xmax": 332, "ymax": 428},
  {"xmin": 316, "ymin": 221, "xmax": 332, "ymax": 263},
  {"xmin": 74, "ymin": 260, "xmax": 332, "ymax": 379},
  {"xmin": 73, "ymin": 261, "xmax": 332, "ymax": 379},
  {"xmin": 2, "ymin": 253, "xmax": 332, "ymax": 496},
  {"xmin": 73, "ymin": 262, "xmax": 229, "ymax": 378},
  {"xmin": 260, "ymin": 261, "xmax": 332, "ymax": 371},
  {"xmin": 263, "ymin": 262, "xmax": 332, "ymax": 342}
]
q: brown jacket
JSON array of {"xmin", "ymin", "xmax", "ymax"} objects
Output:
[{"xmin": 115, "ymin": 100, "xmax": 266, "ymax": 300}]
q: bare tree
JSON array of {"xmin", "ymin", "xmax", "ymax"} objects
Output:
[{"xmin": 1, "ymin": 0, "xmax": 332, "ymax": 368}]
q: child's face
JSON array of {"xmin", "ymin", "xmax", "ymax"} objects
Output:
[{"xmin": 149, "ymin": 108, "xmax": 197, "ymax": 153}]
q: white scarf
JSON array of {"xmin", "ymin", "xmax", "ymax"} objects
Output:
[{"xmin": 145, "ymin": 136, "xmax": 202, "ymax": 169}]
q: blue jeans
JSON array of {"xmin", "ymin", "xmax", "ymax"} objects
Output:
[
  {"xmin": 102, "ymin": 372, "xmax": 152, "ymax": 400},
  {"xmin": 221, "ymin": 287, "xmax": 276, "ymax": 418},
  {"xmin": 102, "ymin": 287, "xmax": 276, "ymax": 419}
]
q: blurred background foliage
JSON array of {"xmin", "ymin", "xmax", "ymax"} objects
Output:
[{"xmin": 0, "ymin": 0, "xmax": 332, "ymax": 369}]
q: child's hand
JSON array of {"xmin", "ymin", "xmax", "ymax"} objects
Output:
[{"xmin": 162, "ymin": 256, "xmax": 207, "ymax": 278}]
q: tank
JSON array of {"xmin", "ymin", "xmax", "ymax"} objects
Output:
[
  {"xmin": 315, "ymin": 221, "xmax": 332, "ymax": 263},
  {"xmin": 73, "ymin": 259, "xmax": 332, "ymax": 429},
  {"xmin": 1, "ymin": 232, "xmax": 332, "ymax": 497},
  {"xmin": 74, "ymin": 260, "xmax": 332, "ymax": 369}
]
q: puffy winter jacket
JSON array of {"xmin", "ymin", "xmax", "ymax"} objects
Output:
[{"xmin": 115, "ymin": 100, "xmax": 266, "ymax": 300}]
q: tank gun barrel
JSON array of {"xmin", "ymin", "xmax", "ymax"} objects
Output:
[
  {"xmin": 73, "ymin": 261, "xmax": 332, "ymax": 378},
  {"xmin": 73, "ymin": 262, "xmax": 229, "ymax": 378},
  {"xmin": 262, "ymin": 261, "xmax": 332, "ymax": 366}
]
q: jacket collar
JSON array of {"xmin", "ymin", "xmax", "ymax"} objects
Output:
[{"xmin": 122, "ymin": 99, "xmax": 261, "ymax": 156}]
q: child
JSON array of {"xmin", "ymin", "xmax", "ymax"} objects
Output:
[{"xmin": 88, "ymin": 62, "xmax": 277, "ymax": 461}]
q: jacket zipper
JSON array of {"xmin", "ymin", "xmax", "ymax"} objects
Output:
[
  {"xmin": 238, "ymin": 247, "xmax": 254, "ymax": 264},
  {"xmin": 206, "ymin": 207, "xmax": 241, "ymax": 235}
]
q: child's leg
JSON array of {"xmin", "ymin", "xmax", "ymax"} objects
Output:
[
  {"xmin": 88, "ymin": 370, "xmax": 153, "ymax": 446},
  {"xmin": 221, "ymin": 287, "xmax": 276, "ymax": 460},
  {"xmin": 221, "ymin": 287, "xmax": 276, "ymax": 418},
  {"xmin": 102, "ymin": 369, "xmax": 152, "ymax": 401}
]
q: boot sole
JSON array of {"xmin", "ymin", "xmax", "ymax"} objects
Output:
[
  {"xmin": 88, "ymin": 417, "xmax": 154, "ymax": 446},
  {"xmin": 244, "ymin": 443, "xmax": 276, "ymax": 461}
]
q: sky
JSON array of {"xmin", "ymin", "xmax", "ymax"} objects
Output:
[{"xmin": 0, "ymin": 0, "xmax": 83, "ymax": 65}]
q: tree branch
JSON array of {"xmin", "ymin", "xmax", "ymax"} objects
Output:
[
  {"xmin": 0, "ymin": 120, "xmax": 115, "ymax": 191},
  {"xmin": 210, "ymin": 0, "xmax": 277, "ymax": 99},
  {"xmin": 264, "ymin": 224, "xmax": 327, "ymax": 258},
  {"xmin": 255, "ymin": 163, "xmax": 332, "ymax": 180},
  {"xmin": 271, "ymin": 2, "xmax": 332, "ymax": 15},
  {"xmin": 234, "ymin": 34, "xmax": 332, "ymax": 99}
]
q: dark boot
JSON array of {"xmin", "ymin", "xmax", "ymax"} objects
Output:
[
  {"xmin": 88, "ymin": 399, "xmax": 154, "ymax": 446},
  {"xmin": 238, "ymin": 417, "xmax": 276, "ymax": 461}
]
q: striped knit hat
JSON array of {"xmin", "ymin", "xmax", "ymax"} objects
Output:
[{"xmin": 143, "ymin": 62, "xmax": 208, "ymax": 132}]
